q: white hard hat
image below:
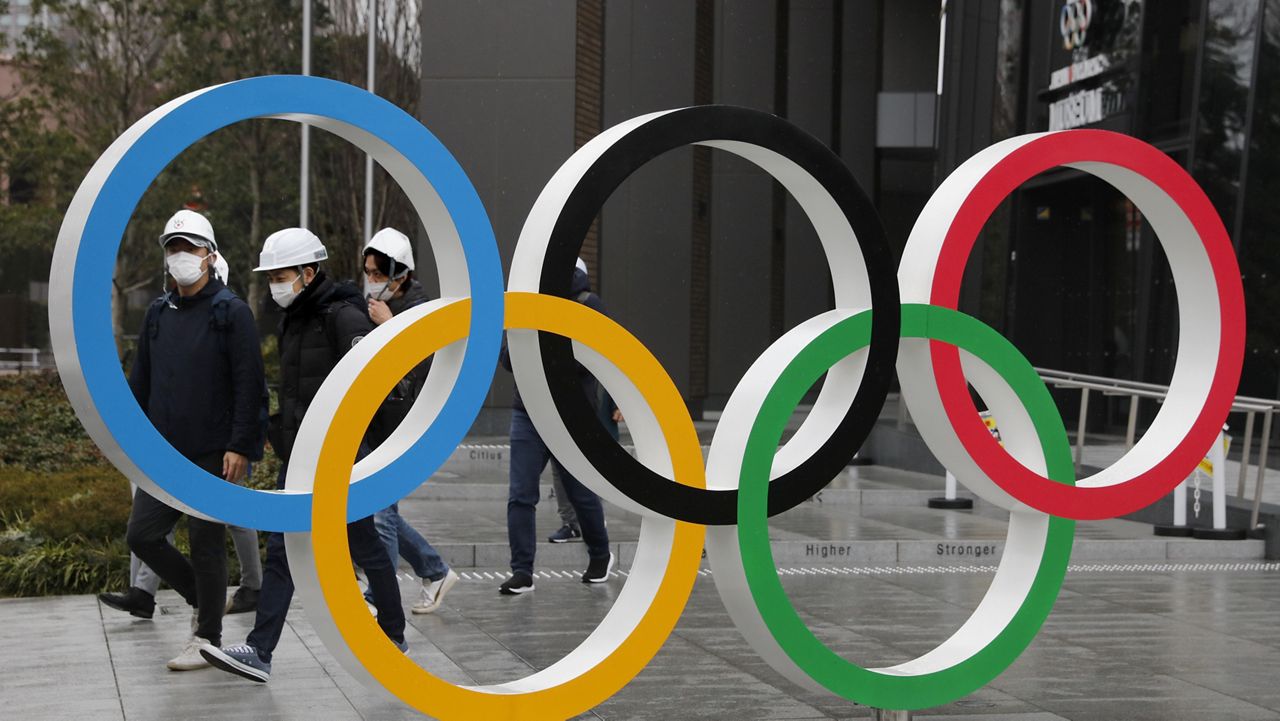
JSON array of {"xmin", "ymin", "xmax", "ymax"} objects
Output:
[
  {"xmin": 159, "ymin": 209, "xmax": 217, "ymax": 251},
  {"xmin": 363, "ymin": 227, "xmax": 415, "ymax": 272},
  {"xmin": 213, "ymin": 253, "xmax": 229, "ymax": 284},
  {"xmin": 254, "ymin": 227, "xmax": 328, "ymax": 272},
  {"xmin": 576, "ymin": 257, "xmax": 587, "ymax": 276}
]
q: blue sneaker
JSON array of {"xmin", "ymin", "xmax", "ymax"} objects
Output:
[
  {"xmin": 395, "ymin": 638, "xmax": 409, "ymax": 653},
  {"xmin": 200, "ymin": 643, "xmax": 271, "ymax": 683}
]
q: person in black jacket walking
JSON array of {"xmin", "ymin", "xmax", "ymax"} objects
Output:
[
  {"xmin": 362, "ymin": 228, "xmax": 458, "ymax": 615},
  {"xmin": 116, "ymin": 209, "xmax": 267, "ymax": 671},
  {"xmin": 498, "ymin": 260, "xmax": 614, "ymax": 595},
  {"xmin": 201, "ymin": 227, "xmax": 406, "ymax": 684}
]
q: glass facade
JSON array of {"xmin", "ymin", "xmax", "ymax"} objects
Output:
[{"xmin": 971, "ymin": 0, "xmax": 1280, "ymax": 420}]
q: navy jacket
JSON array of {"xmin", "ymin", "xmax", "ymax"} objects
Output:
[
  {"xmin": 128, "ymin": 278, "xmax": 266, "ymax": 463},
  {"xmin": 500, "ymin": 268, "xmax": 603, "ymax": 412}
]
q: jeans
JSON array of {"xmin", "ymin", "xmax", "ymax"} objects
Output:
[
  {"xmin": 245, "ymin": 464, "xmax": 405, "ymax": 663},
  {"xmin": 374, "ymin": 502, "xmax": 449, "ymax": 582},
  {"xmin": 552, "ymin": 389, "xmax": 621, "ymax": 530},
  {"xmin": 125, "ymin": 453, "xmax": 227, "ymax": 646},
  {"xmin": 507, "ymin": 408, "xmax": 609, "ymax": 575}
]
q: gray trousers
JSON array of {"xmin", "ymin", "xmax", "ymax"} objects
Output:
[
  {"xmin": 130, "ymin": 527, "xmax": 262, "ymax": 594},
  {"xmin": 550, "ymin": 466, "xmax": 579, "ymax": 529}
]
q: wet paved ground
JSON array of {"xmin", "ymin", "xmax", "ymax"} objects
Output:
[
  {"xmin": 3, "ymin": 453, "xmax": 1278, "ymax": 720},
  {"xmin": 3, "ymin": 562, "xmax": 1278, "ymax": 720}
]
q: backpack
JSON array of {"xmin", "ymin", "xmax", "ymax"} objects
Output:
[{"xmin": 146, "ymin": 287, "xmax": 271, "ymax": 461}]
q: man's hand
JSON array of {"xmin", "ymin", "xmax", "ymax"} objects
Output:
[
  {"xmin": 223, "ymin": 451, "xmax": 249, "ymax": 485},
  {"xmin": 612, "ymin": 409, "xmax": 624, "ymax": 423},
  {"xmin": 368, "ymin": 299, "xmax": 393, "ymax": 325}
]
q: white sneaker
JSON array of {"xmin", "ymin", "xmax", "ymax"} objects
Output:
[
  {"xmin": 168, "ymin": 636, "xmax": 213, "ymax": 671},
  {"xmin": 413, "ymin": 569, "xmax": 459, "ymax": 614}
]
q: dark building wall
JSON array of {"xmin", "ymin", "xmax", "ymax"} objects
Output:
[
  {"xmin": 416, "ymin": 1, "xmax": 935, "ymax": 417},
  {"xmin": 707, "ymin": 0, "xmax": 777, "ymax": 407},
  {"xmin": 418, "ymin": 1, "xmax": 577, "ymax": 424},
  {"xmin": 599, "ymin": 0, "xmax": 698, "ymax": 404}
]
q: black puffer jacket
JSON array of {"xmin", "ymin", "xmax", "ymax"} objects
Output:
[
  {"xmin": 386, "ymin": 279, "xmax": 432, "ymax": 395},
  {"xmin": 274, "ymin": 272, "xmax": 373, "ymax": 463}
]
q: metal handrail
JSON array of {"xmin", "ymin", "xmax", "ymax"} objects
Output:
[
  {"xmin": 0, "ymin": 347, "xmax": 51, "ymax": 373},
  {"xmin": 1033, "ymin": 366, "xmax": 1278, "ymax": 529}
]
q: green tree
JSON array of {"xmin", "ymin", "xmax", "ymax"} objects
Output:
[
  {"xmin": 18, "ymin": 0, "xmax": 175, "ymax": 345},
  {"xmin": 154, "ymin": 0, "xmax": 311, "ymax": 316}
]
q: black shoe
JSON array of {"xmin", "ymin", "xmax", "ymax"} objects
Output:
[
  {"xmin": 498, "ymin": 572, "xmax": 535, "ymax": 595},
  {"xmin": 224, "ymin": 586, "xmax": 259, "ymax": 615},
  {"xmin": 582, "ymin": 552, "xmax": 616, "ymax": 584},
  {"xmin": 547, "ymin": 524, "xmax": 582, "ymax": 543},
  {"xmin": 98, "ymin": 586, "xmax": 156, "ymax": 619}
]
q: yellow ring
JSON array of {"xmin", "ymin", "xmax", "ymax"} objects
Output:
[{"xmin": 309, "ymin": 292, "xmax": 705, "ymax": 720}]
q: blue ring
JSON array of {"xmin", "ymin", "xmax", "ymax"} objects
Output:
[{"xmin": 72, "ymin": 76, "xmax": 502, "ymax": 531}]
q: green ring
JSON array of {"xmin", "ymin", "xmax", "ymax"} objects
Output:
[{"xmin": 737, "ymin": 304, "xmax": 1075, "ymax": 709}]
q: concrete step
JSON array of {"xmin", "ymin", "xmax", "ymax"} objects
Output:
[{"xmin": 421, "ymin": 536, "xmax": 1266, "ymax": 570}]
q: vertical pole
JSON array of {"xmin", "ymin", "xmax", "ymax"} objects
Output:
[
  {"xmin": 935, "ymin": 0, "xmax": 947, "ymax": 96},
  {"xmin": 300, "ymin": 0, "xmax": 311, "ymax": 229},
  {"xmin": 1211, "ymin": 429, "xmax": 1227, "ymax": 531},
  {"xmin": 1125, "ymin": 394, "xmax": 1139, "ymax": 449},
  {"xmin": 932, "ymin": 0, "xmax": 946, "ymax": 154},
  {"xmin": 1074, "ymin": 387, "xmax": 1090, "ymax": 472},
  {"xmin": 1173, "ymin": 478, "xmax": 1187, "ymax": 527},
  {"xmin": 1251, "ymin": 408, "xmax": 1273, "ymax": 529},
  {"xmin": 1237, "ymin": 410, "xmax": 1255, "ymax": 498},
  {"xmin": 364, "ymin": 0, "xmax": 377, "ymax": 243}
]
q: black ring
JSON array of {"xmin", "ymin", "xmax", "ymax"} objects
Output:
[{"xmin": 537, "ymin": 105, "xmax": 898, "ymax": 525}]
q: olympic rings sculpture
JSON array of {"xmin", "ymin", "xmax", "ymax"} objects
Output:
[{"xmin": 50, "ymin": 76, "xmax": 1244, "ymax": 718}]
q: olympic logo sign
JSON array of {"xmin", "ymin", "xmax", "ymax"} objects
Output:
[
  {"xmin": 49, "ymin": 76, "xmax": 1243, "ymax": 718},
  {"xmin": 1060, "ymin": 0, "xmax": 1094, "ymax": 52}
]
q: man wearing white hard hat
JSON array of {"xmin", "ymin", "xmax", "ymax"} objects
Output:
[
  {"xmin": 104, "ymin": 249, "xmax": 267, "ymax": 619},
  {"xmin": 103, "ymin": 209, "xmax": 267, "ymax": 671},
  {"xmin": 361, "ymin": 228, "xmax": 459, "ymax": 614},
  {"xmin": 201, "ymin": 227, "xmax": 407, "ymax": 684}
]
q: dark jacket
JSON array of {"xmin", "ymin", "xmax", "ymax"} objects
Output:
[
  {"xmin": 386, "ymin": 279, "xmax": 432, "ymax": 396},
  {"xmin": 364, "ymin": 279, "xmax": 432, "ymax": 450},
  {"xmin": 499, "ymin": 268, "xmax": 602, "ymax": 412},
  {"xmin": 274, "ymin": 271, "xmax": 373, "ymax": 463},
  {"xmin": 128, "ymin": 278, "xmax": 266, "ymax": 463}
]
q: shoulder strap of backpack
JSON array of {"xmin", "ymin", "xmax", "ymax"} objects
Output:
[
  {"xmin": 209, "ymin": 287, "xmax": 239, "ymax": 332},
  {"xmin": 145, "ymin": 295, "xmax": 169, "ymax": 340}
]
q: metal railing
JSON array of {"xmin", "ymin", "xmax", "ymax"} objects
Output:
[
  {"xmin": 895, "ymin": 367, "xmax": 1279, "ymax": 530},
  {"xmin": 1035, "ymin": 367, "xmax": 1278, "ymax": 529},
  {"xmin": 0, "ymin": 347, "xmax": 53, "ymax": 373}
]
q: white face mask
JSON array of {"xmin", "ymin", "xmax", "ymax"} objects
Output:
[
  {"xmin": 270, "ymin": 277, "xmax": 302, "ymax": 308},
  {"xmin": 364, "ymin": 279, "xmax": 389, "ymax": 301},
  {"xmin": 166, "ymin": 251, "xmax": 208, "ymax": 287}
]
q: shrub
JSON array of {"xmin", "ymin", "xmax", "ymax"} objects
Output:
[
  {"xmin": 0, "ymin": 464, "xmax": 130, "ymax": 542},
  {"xmin": 0, "ymin": 536, "xmax": 130, "ymax": 597},
  {"xmin": 0, "ymin": 371, "xmax": 105, "ymax": 472}
]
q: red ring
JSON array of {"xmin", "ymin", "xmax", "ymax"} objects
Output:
[{"xmin": 929, "ymin": 130, "xmax": 1245, "ymax": 520}]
